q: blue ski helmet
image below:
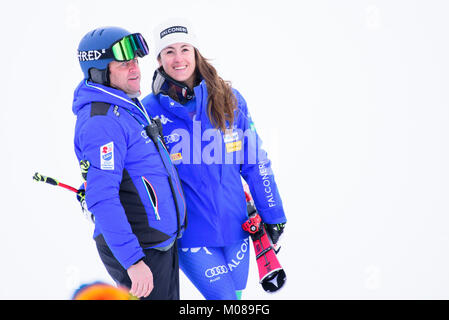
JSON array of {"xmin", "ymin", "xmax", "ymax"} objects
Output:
[{"xmin": 77, "ymin": 26, "xmax": 132, "ymax": 80}]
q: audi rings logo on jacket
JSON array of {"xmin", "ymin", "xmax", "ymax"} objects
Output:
[
  {"xmin": 164, "ymin": 133, "xmax": 180, "ymax": 144},
  {"xmin": 205, "ymin": 265, "xmax": 228, "ymax": 278}
]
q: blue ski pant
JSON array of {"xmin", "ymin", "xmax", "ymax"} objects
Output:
[{"xmin": 178, "ymin": 237, "xmax": 250, "ymax": 300}]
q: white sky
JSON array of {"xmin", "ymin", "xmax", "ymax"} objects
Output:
[{"xmin": 1, "ymin": 0, "xmax": 449, "ymax": 299}]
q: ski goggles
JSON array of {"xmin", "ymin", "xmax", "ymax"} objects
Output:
[
  {"xmin": 78, "ymin": 33, "xmax": 149, "ymax": 62},
  {"xmin": 109, "ymin": 33, "xmax": 149, "ymax": 61}
]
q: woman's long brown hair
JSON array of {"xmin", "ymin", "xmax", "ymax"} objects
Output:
[{"xmin": 194, "ymin": 49, "xmax": 237, "ymax": 132}]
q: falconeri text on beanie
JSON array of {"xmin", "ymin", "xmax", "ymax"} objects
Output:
[{"xmin": 153, "ymin": 18, "xmax": 199, "ymax": 58}]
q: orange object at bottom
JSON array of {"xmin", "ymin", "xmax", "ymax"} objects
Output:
[{"xmin": 73, "ymin": 282, "xmax": 137, "ymax": 300}]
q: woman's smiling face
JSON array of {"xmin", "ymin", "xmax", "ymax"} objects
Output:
[{"xmin": 158, "ymin": 42, "xmax": 196, "ymax": 89}]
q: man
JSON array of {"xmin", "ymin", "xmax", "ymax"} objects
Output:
[{"xmin": 73, "ymin": 26, "xmax": 186, "ymax": 299}]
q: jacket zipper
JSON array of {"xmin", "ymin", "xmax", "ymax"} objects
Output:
[{"xmin": 141, "ymin": 176, "xmax": 160, "ymax": 221}]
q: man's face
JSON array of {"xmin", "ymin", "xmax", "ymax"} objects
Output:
[{"xmin": 109, "ymin": 58, "xmax": 141, "ymax": 95}]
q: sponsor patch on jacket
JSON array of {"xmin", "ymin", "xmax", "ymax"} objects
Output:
[
  {"xmin": 170, "ymin": 153, "xmax": 183, "ymax": 161},
  {"xmin": 223, "ymin": 130, "xmax": 239, "ymax": 143},
  {"xmin": 100, "ymin": 142, "xmax": 114, "ymax": 170},
  {"xmin": 225, "ymin": 140, "xmax": 242, "ymax": 153}
]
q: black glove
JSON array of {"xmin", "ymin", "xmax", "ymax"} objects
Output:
[{"xmin": 265, "ymin": 223, "xmax": 285, "ymax": 246}]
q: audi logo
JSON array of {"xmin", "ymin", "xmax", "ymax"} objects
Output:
[
  {"xmin": 205, "ymin": 265, "xmax": 228, "ymax": 278},
  {"xmin": 164, "ymin": 133, "xmax": 181, "ymax": 144}
]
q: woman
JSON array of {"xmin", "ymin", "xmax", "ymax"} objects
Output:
[{"xmin": 142, "ymin": 18, "xmax": 286, "ymax": 300}]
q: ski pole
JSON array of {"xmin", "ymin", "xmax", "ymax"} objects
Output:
[
  {"xmin": 33, "ymin": 172, "xmax": 94, "ymax": 223},
  {"xmin": 33, "ymin": 172, "xmax": 80, "ymax": 194}
]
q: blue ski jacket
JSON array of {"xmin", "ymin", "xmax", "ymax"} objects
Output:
[
  {"xmin": 142, "ymin": 80, "xmax": 285, "ymax": 248},
  {"xmin": 72, "ymin": 80, "xmax": 186, "ymax": 269}
]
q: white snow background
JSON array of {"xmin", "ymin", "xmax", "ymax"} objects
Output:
[{"xmin": 1, "ymin": 0, "xmax": 448, "ymax": 299}]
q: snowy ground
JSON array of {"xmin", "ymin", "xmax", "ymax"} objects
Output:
[{"xmin": 1, "ymin": 0, "xmax": 449, "ymax": 299}]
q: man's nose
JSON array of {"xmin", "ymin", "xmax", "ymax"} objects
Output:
[{"xmin": 128, "ymin": 59, "xmax": 139, "ymax": 72}]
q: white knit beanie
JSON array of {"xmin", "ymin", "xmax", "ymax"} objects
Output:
[{"xmin": 153, "ymin": 18, "xmax": 199, "ymax": 58}]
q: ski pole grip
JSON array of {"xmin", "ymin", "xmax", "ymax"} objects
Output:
[
  {"xmin": 33, "ymin": 172, "xmax": 58, "ymax": 186},
  {"xmin": 33, "ymin": 172, "xmax": 43, "ymax": 182},
  {"xmin": 80, "ymin": 160, "xmax": 90, "ymax": 181}
]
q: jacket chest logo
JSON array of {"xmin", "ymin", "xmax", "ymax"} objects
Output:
[{"xmin": 154, "ymin": 114, "xmax": 173, "ymax": 125}]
